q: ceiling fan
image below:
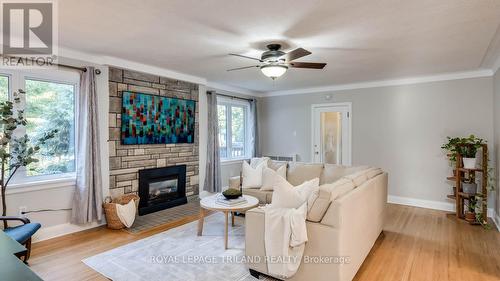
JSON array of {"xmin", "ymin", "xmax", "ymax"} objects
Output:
[{"xmin": 228, "ymin": 44, "xmax": 327, "ymax": 80}]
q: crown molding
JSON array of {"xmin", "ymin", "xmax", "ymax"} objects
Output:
[
  {"xmin": 480, "ymin": 23, "xmax": 500, "ymax": 69},
  {"xmin": 59, "ymin": 47, "xmax": 207, "ymax": 85},
  {"xmin": 493, "ymin": 55, "xmax": 500, "ymax": 74},
  {"xmin": 206, "ymin": 81, "xmax": 262, "ymax": 97},
  {"xmin": 263, "ymin": 69, "xmax": 494, "ymax": 97},
  {"xmin": 58, "ymin": 46, "xmax": 498, "ymax": 97}
]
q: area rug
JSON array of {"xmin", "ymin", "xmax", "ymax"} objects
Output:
[
  {"xmin": 125, "ymin": 196, "xmax": 200, "ymax": 234},
  {"xmin": 83, "ymin": 212, "xmax": 273, "ymax": 281}
]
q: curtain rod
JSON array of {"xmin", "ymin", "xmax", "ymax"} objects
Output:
[
  {"xmin": 59, "ymin": 63, "xmax": 101, "ymax": 75},
  {"xmin": 216, "ymin": 92, "xmax": 254, "ymax": 102},
  {"xmin": 2, "ymin": 56, "xmax": 101, "ymax": 75}
]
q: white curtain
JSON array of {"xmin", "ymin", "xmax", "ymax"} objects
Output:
[
  {"xmin": 203, "ymin": 91, "xmax": 222, "ymax": 193},
  {"xmin": 71, "ymin": 66, "xmax": 103, "ymax": 224}
]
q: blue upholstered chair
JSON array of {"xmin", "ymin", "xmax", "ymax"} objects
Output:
[{"xmin": 1, "ymin": 216, "xmax": 41, "ymax": 263}]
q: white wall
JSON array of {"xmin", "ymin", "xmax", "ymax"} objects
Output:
[
  {"xmin": 259, "ymin": 77, "xmax": 495, "ymax": 208},
  {"xmin": 3, "ymin": 58, "xmax": 109, "ymax": 241}
]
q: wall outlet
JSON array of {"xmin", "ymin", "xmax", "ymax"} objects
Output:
[{"xmin": 18, "ymin": 206, "xmax": 27, "ymax": 216}]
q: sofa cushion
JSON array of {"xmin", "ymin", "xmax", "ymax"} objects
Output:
[
  {"xmin": 365, "ymin": 167, "xmax": 383, "ymax": 179},
  {"xmin": 307, "ymin": 178, "xmax": 356, "ymax": 222},
  {"xmin": 320, "ymin": 164, "xmax": 370, "ymax": 185},
  {"xmin": 243, "ymin": 188, "xmax": 272, "ymax": 204},
  {"xmin": 343, "ymin": 169, "xmax": 371, "ymax": 187},
  {"xmin": 286, "ymin": 162, "xmax": 324, "ymax": 186},
  {"xmin": 271, "ymin": 176, "xmax": 320, "ymax": 209}
]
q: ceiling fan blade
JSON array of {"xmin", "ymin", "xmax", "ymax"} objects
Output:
[
  {"xmin": 289, "ymin": 62, "xmax": 327, "ymax": 69},
  {"xmin": 281, "ymin": 48, "xmax": 311, "ymax": 61},
  {"xmin": 227, "ymin": 65, "xmax": 260, "ymax": 71},
  {"xmin": 229, "ymin": 53, "xmax": 262, "ymax": 62}
]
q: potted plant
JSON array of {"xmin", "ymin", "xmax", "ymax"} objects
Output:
[
  {"xmin": 441, "ymin": 136, "xmax": 462, "ymax": 165},
  {"xmin": 462, "ymin": 177, "xmax": 477, "ymax": 195},
  {"xmin": 441, "ymin": 135, "xmax": 485, "ymax": 169},
  {"xmin": 459, "ymin": 135, "xmax": 485, "ymax": 169},
  {"xmin": 0, "ymin": 90, "xmax": 56, "ymax": 228},
  {"xmin": 465, "ymin": 198, "xmax": 477, "ymax": 223}
]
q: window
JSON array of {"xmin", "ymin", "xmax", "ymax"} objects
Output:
[
  {"xmin": 0, "ymin": 69, "xmax": 78, "ymax": 183},
  {"xmin": 217, "ymin": 97, "xmax": 252, "ymax": 160},
  {"xmin": 0, "ymin": 75, "xmax": 8, "ymax": 102},
  {"xmin": 25, "ymin": 79, "xmax": 76, "ymax": 176}
]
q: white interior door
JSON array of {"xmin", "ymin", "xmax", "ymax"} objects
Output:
[{"xmin": 312, "ymin": 103, "xmax": 351, "ymax": 165}]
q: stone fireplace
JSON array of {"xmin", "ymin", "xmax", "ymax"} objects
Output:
[
  {"xmin": 108, "ymin": 67, "xmax": 199, "ymax": 201},
  {"xmin": 138, "ymin": 165, "xmax": 187, "ymax": 215}
]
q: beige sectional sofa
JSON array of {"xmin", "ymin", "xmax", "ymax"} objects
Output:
[{"xmin": 230, "ymin": 161, "xmax": 388, "ymax": 281}]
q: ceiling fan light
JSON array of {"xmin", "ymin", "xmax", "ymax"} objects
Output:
[{"xmin": 260, "ymin": 65, "xmax": 288, "ymax": 79}]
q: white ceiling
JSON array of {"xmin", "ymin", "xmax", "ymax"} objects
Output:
[{"xmin": 59, "ymin": 0, "xmax": 500, "ymax": 94}]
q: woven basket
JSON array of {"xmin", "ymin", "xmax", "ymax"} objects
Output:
[{"xmin": 103, "ymin": 194, "xmax": 140, "ymax": 230}]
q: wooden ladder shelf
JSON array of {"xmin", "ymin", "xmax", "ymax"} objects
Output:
[{"xmin": 447, "ymin": 144, "xmax": 488, "ymax": 224}]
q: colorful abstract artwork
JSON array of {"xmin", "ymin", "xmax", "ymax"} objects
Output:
[{"xmin": 121, "ymin": 91, "xmax": 196, "ymax": 144}]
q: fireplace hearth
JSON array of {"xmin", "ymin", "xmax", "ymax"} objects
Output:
[{"xmin": 138, "ymin": 165, "xmax": 187, "ymax": 215}]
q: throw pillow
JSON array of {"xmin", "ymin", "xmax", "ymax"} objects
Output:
[
  {"xmin": 260, "ymin": 165, "xmax": 286, "ymax": 191},
  {"xmin": 268, "ymin": 160, "xmax": 288, "ymax": 172},
  {"xmin": 271, "ymin": 176, "xmax": 320, "ymax": 209},
  {"xmin": 250, "ymin": 157, "xmax": 270, "ymax": 168},
  {"xmin": 242, "ymin": 160, "xmax": 267, "ymax": 188}
]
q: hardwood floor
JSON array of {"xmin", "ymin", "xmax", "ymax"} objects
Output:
[
  {"xmin": 354, "ymin": 204, "xmax": 500, "ymax": 281},
  {"xmin": 29, "ymin": 204, "xmax": 500, "ymax": 281}
]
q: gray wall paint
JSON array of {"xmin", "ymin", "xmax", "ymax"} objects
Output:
[
  {"xmin": 259, "ymin": 77, "xmax": 494, "ymax": 205},
  {"xmin": 494, "ymin": 69, "xmax": 500, "ymax": 218}
]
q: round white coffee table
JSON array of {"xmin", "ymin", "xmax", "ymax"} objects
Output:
[{"xmin": 198, "ymin": 194, "xmax": 259, "ymax": 249}]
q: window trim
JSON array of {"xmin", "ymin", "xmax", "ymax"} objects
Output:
[
  {"xmin": 217, "ymin": 97, "xmax": 252, "ymax": 162},
  {"xmin": 0, "ymin": 68, "xmax": 80, "ymax": 187}
]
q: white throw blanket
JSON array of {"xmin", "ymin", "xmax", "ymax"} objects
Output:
[
  {"xmin": 264, "ymin": 202, "xmax": 308, "ymax": 278},
  {"xmin": 116, "ymin": 200, "xmax": 137, "ymax": 228}
]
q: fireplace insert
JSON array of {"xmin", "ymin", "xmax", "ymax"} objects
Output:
[{"xmin": 138, "ymin": 165, "xmax": 187, "ymax": 215}]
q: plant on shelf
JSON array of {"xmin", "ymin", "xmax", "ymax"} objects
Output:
[
  {"xmin": 441, "ymin": 136, "xmax": 462, "ymax": 164},
  {"xmin": 0, "ymin": 89, "xmax": 57, "ymax": 228},
  {"xmin": 486, "ymin": 166, "xmax": 496, "ymax": 192},
  {"xmin": 464, "ymin": 197, "xmax": 477, "ymax": 223},
  {"xmin": 461, "ymin": 176, "xmax": 477, "ymax": 195},
  {"xmin": 472, "ymin": 195, "xmax": 491, "ymax": 229},
  {"xmin": 441, "ymin": 135, "xmax": 486, "ymax": 169}
]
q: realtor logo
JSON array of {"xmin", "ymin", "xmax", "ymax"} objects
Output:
[{"xmin": 1, "ymin": 1, "xmax": 57, "ymax": 67}]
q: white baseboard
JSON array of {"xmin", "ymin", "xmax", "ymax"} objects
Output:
[
  {"xmin": 33, "ymin": 221, "xmax": 105, "ymax": 243},
  {"xmin": 388, "ymin": 195, "xmax": 455, "ymax": 212},
  {"xmin": 388, "ymin": 195, "xmax": 499, "ymax": 231},
  {"xmin": 492, "ymin": 211, "xmax": 500, "ymax": 232}
]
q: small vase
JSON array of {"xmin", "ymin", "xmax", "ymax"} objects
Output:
[
  {"xmin": 462, "ymin": 158, "xmax": 476, "ymax": 169},
  {"xmin": 462, "ymin": 182, "xmax": 477, "ymax": 195}
]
